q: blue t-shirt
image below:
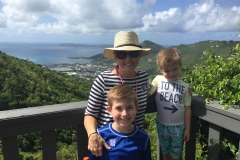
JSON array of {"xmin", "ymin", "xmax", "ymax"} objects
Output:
[{"xmin": 89, "ymin": 123, "xmax": 152, "ymax": 160}]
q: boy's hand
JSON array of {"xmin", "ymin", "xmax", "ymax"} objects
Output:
[{"xmin": 184, "ymin": 129, "xmax": 191, "ymax": 142}]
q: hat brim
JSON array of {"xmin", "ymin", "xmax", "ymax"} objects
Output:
[{"xmin": 103, "ymin": 46, "xmax": 151, "ymax": 58}]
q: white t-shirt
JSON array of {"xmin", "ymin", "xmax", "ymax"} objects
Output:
[{"xmin": 149, "ymin": 75, "xmax": 191, "ymax": 125}]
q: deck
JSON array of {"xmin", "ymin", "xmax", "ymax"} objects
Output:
[{"xmin": 0, "ymin": 95, "xmax": 240, "ymax": 160}]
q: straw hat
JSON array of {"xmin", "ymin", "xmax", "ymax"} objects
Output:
[{"xmin": 103, "ymin": 31, "xmax": 151, "ymax": 58}]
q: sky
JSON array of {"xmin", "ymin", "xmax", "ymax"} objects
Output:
[{"xmin": 0, "ymin": 0, "xmax": 240, "ymax": 45}]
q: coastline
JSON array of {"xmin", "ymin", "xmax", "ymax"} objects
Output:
[{"xmin": 0, "ymin": 42, "xmax": 106, "ymax": 65}]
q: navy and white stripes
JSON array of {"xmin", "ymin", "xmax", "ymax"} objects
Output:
[{"xmin": 85, "ymin": 70, "xmax": 149, "ymax": 129}]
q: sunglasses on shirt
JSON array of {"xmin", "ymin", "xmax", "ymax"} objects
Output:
[{"xmin": 115, "ymin": 51, "xmax": 140, "ymax": 59}]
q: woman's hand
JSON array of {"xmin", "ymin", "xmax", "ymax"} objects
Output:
[
  {"xmin": 188, "ymin": 85, "xmax": 193, "ymax": 95},
  {"xmin": 88, "ymin": 133, "xmax": 110, "ymax": 157}
]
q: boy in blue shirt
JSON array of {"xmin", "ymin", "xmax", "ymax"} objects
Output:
[{"xmin": 89, "ymin": 84, "xmax": 152, "ymax": 160}]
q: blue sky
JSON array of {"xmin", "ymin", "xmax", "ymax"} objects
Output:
[{"xmin": 0, "ymin": 0, "xmax": 239, "ymax": 45}]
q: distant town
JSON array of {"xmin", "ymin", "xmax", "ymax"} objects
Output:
[
  {"xmin": 44, "ymin": 59, "xmax": 114, "ymax": 81},
  {"xmin": 22, "ymin": 51, "xmax": 112, "ymax": 81},
  {"xmin": 33, "ymin": 40, "xmax": 237, "ymax": 82}
]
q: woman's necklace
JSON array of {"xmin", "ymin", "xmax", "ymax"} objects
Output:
[{"xmin": 114, "ymin": 65, "xmax": 138, "ymax": 93}]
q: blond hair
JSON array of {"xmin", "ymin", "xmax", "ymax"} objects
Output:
[
  {"xmin": 156, "ymin": 48, "xmax": 182, "ymax": 71},
  {"xmin": 107, "ymin": 84, "xmax": 138, "ymax": 107}
]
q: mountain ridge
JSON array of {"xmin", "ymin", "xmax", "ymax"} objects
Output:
[{"xmin": 90, "ymin": 40, "xmax": 240, "ymax": 76}]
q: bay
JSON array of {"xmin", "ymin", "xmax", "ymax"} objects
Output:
[{"xmin": 0, "ymin": 42, "xmax": 105, "ymax": 65}]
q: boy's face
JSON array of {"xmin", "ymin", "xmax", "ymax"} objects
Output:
[
  {"xmin": 107, "ymin": 98, "xmax": 138, "ymax": 132},
  {"xmin": 160, "ymin": 64, "xmax": 182, "ymax": 82}
]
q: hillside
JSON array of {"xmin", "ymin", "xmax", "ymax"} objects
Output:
[
  {"xmin": 1, "ymin": 39, "xmax": 239, "ymax": 108},
  {"xmin": 0, "ymin": 51, "xmax": 92, "ymax": 111},
  {"xmin": 172, "ymin": 40, "xmax": 239, "ymax": 68},
  {"xmin": 91, "ymin": 40, "xmax": 240, "ymax": 79},
  {"xmin": 0, "ymin": 41, "xmax": 239, "ymax": 159}
]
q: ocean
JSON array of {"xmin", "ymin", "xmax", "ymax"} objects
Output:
[{"xmin": 0, "ymin": 42, "xmax": 105, "ymax": 65}]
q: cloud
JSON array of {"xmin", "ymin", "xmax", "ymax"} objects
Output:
[
  {"xmin": 0, "ymin": 12, "xmax": 7, "ymax": 28},
  {"xmin": 0, "ymin": 0, "xmax": 156, "ymax": 35},
  {"xmin": 142, "ymin": 8, "xmax": 184, "ymax": 32},
  {"xmin": 142, "ymin": 0, "xmax": 240, "ymax": 33},
  {"xmin": 0, "ymin": 0, "xmax": 239, "ymax": 43}
]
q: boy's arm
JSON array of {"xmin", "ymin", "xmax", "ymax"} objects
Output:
[
  {"xmin": 141, "ymin": 136, "xmax": 152, "ymax": 160},
  {"xmin": 184, "ymin": 105, "xmax": 191, "ymax": 142}
]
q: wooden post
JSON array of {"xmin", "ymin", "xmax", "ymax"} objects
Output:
[
  {"xmin": 42, "ymin": 130, "xmax": 56, "ymax": 160},
  {"xmin": 238, "ymin": 135, "xmax": 240, "ymax": 160},
  {"xmin": 208, "ymin": 123, "xmax": 222, "ymax": 160},
  {"xmin": 2, "ymin": 136, "xmax": 20, "ymax": 160},
  {"xmin": 185, "ymin": 116, "xmax": 198, "ymax": 160},
  {"xmin": 76, "ymin": 124, "xmax": 89, "ymax": 159}
]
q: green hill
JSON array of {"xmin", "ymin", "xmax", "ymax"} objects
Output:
[
  {"xmin": 172, "ymin": 40, "xmax": 239, "ymax": 68},
  {"xmin": 1, "ymin": 39, "xmax": 239, "ymax": 110},
  {"xmin": 91, "ymin": 40, "xmax": 240, "ymax": 79},
  {"xmin": 0, "ymin": 40, "xmax": 239, "ymax": 159},
  {"xmin": 0, "ymin": 51, "xmax": 91, "ymax": 111}
]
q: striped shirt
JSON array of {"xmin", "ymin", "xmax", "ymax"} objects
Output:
[{"xmin": 85, "ymin": 70, "xmax": 149, "ymax": 129}]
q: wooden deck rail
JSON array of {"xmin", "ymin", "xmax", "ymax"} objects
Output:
[{"xmin": 0, "ymin": 96, "xmax": 240, "ymax": 160}]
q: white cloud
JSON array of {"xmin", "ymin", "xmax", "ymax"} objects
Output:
[
  {"xmin": 142, "ymin": 0, "xmax": 240, "ymax": 33},
  {"xmin": 0, "ymin": 0, "xmax": 156, "ymax": 35},
  {"xmin": 142, "ymin": 8, "xmax": 183, "ymax": 32},
  {"xmin": 0, "ymin": 12, "xmax": 7, "ymax": 28},
  {"xmin": 0, "ymin": 0, "xmax": 239, "ymax": 43}
]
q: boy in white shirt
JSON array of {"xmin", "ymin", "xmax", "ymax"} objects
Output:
[{"xmin": 148, "ymin": 48, "xmax": 191, "ymax": 160}]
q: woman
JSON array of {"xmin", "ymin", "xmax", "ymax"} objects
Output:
[{"xmin": 84, "ymin": 31, "xmax": 151, "ymax": 157}]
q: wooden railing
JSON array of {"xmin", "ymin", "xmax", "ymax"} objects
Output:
[{"xmin": 0, "ymin": 96, "xmax": 240, "ymax": 160}]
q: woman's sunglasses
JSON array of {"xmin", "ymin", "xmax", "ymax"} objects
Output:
[{"xmin": 115, "ymin": 51, "xmax": 140, "ymax": 59}]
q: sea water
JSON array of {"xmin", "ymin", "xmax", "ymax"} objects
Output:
[{"xmin": 0, "ymin": 42, "xmax": 105, "ymax": 65}]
